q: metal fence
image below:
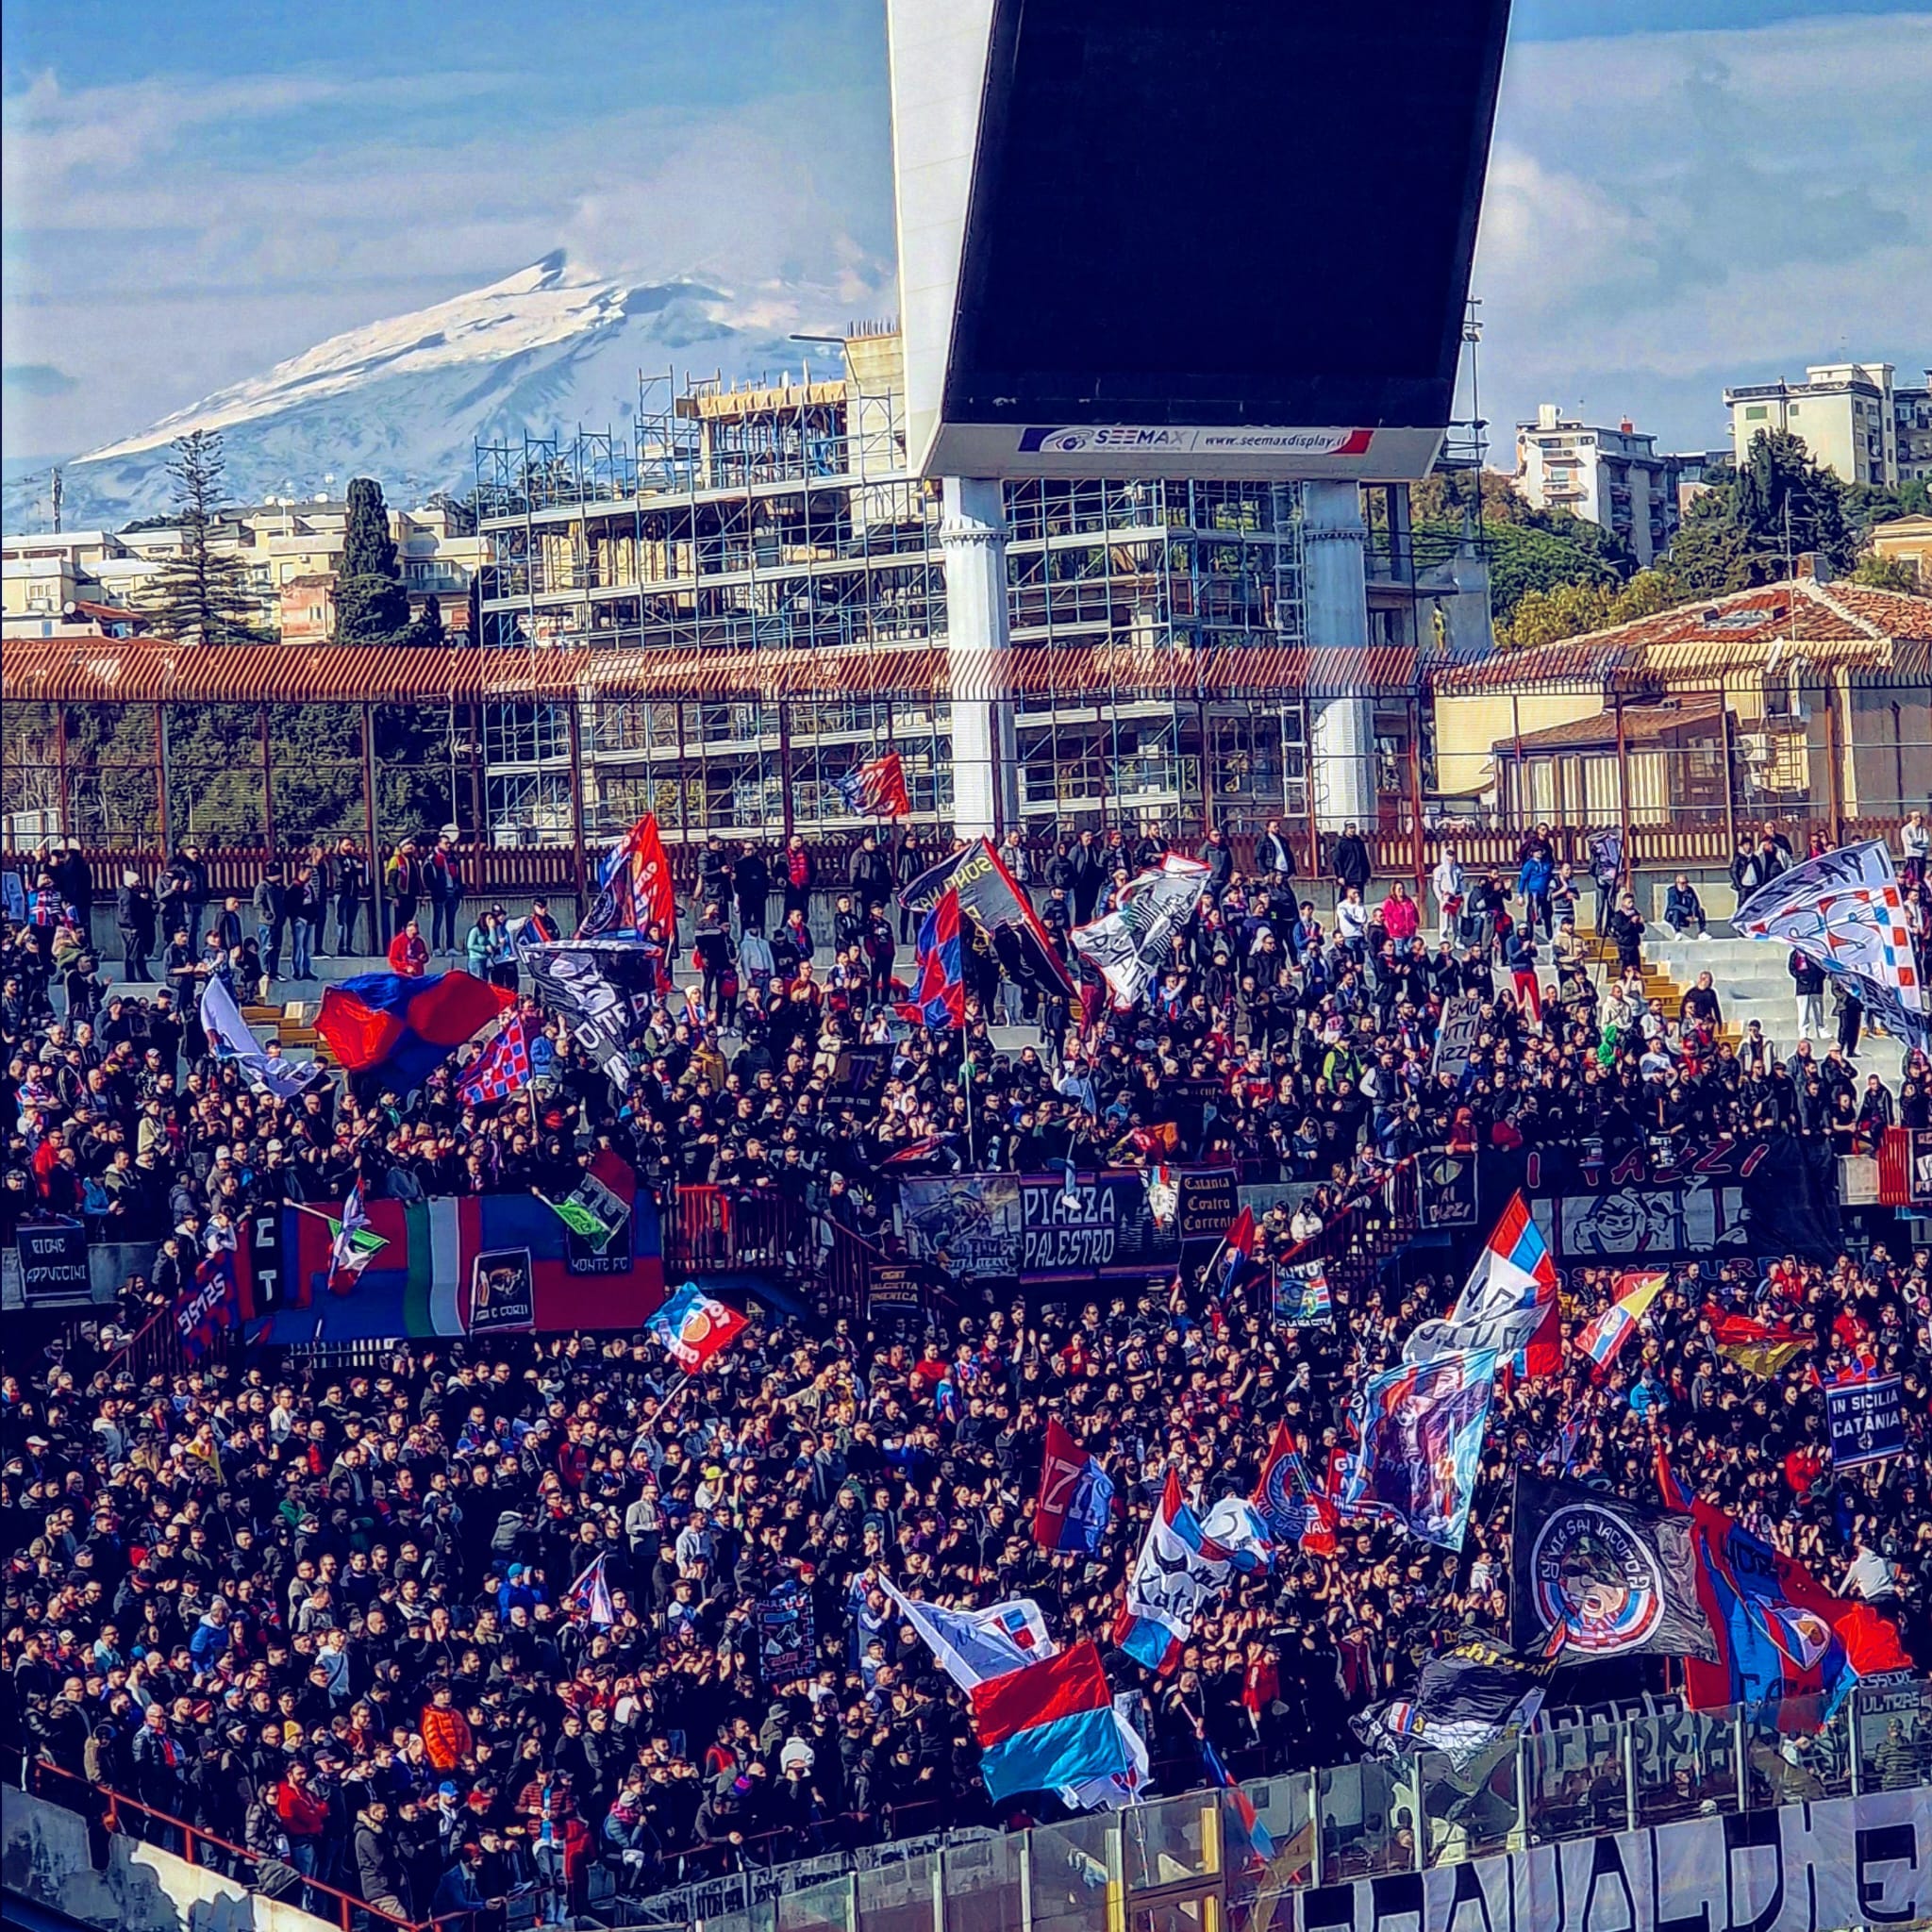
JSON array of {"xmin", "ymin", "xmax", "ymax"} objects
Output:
[{"xmin": 607, "ymin": 1681, "xmax": 1931, "ymax": 1932}]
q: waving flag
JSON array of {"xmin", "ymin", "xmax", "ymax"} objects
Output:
[
  {"xmin": 174, "ymin": 1250, "xmax": 242, "ymax": 1359},
  {"xmin": 646, "ymin": 1280, "xmax": 747, "ymax": 1372},
  {"xmin": 1033, "ymin": 1418, "xmax": 1115, "ymax": 1555},
  {"xmin": 971, "ymin": 1640, "xmax": 1130, "ymax": 1807},
  {"xmin": 900, "ymin": 837, "xmax": 1074, "ymax": 996},
  {"xmin": 563, "ymin": 1552, "xmax": 616, "ymax": 1627},
  {"xmin": 1348, "ymin": 1349, "xmax": 1498, "ymax": 1552},
  {"xmin": 879, "ymin": 1575, "xmax": 1056, "ymax": 1691},
  {"xmin": 1355, "ymin": 1634, "xmax": 1556, "ymax": 1773},
  {"xmin": 328, "ymin": 1184, "xmax": 381, "ymax": 1291},
  {"xmin": 1210, "ymin": 1208, "xmax": 1264, "ymax": 1302},
  {"xmin": 1575, "ymin": 1269, "xmax": 1665, "ymax": 1378},
  {"xmin": 1198, "ymin": 1495, "xmax": 1275, "ymax": 1575},
  {"xmin": 1116, "ymin": 1472, "xmax": 1238, "ymax": 1671},
  {"xmin": 1069, "ymin": 855, "xmax": 1211, "ymax": 1008},
  {"xmin": 1202, "ymin": 1737, "xmax": 1275, "ymax": 1863},
  {"xmin": 1405, "ymin": 1191, "xmax": 1558, "ymax": 1382},
  {"xmin": 1732, "ymin": 838, "xmax": 1926, "ymax": 1044},
  {"xmin": 1681, "ymin": 1499, "xmax": 1858, "ymax": 1710},
  {"xmin": 458, "ymin": 1011, "xmax": 532, "ymax": 1108},
  {"xmin": 896, "ymin": 888, "xmax": 965, "ymax": 1031},
  {"xmin": 1707, "ymin": 1306, "xmax": 1812, "ymax": 1379},
  {"xmin": 199, "ymin": 974, "xmax": 325, "ymax": 1101},
  {"xmin": 579, "ymin": 811, "xmax": 678, "ymax": 944},
  {"xmin": 835, "ymin": 750, "xmax": 911, "ymax": 819},
  {"xmin": 1253, "ymin": 1422, "xmax": 1337, "ymax": 1556},
  {"xmin": 317, "ymin": 970, "xmax": 514, "ymax": 1091}
]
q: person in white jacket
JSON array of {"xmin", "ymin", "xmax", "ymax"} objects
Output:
[{"xmin": 1431, "ymin": 850, "xmax": 1466, "ymax": 944}]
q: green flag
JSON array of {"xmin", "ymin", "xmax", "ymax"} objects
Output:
[{"xmin": 544, "ymin": 1194, "xmax": 616, "ymax": 1249}]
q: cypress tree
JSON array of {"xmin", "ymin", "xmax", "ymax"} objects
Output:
[
  {"xmin": 142, "ymin": 430, "xmax": 266, "ymax": 644},
  {"xmin": 334, "ymin": 476, "xmax": 411, "ymax": 643}
]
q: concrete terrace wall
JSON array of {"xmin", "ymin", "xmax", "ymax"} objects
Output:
[{"xmin": 1, "ymin": 1788, "xmax": 335, "ymax": 1932}]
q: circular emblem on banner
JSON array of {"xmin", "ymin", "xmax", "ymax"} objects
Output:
[{"xmin": 1529, "ymin": 1504, "xmax": 1665, "ymax": 1654}]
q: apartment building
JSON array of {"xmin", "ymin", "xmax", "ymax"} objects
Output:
[
  {"xmin": 1513, "ymin": 405, "xmax": 1680, "ymax": 565},
  {"xmin": 1724, "ymin": 362, "xmax": 1932, "ymax": 487}
]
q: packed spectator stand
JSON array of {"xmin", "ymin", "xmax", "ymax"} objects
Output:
[{"xmin": 4, "ymin": 813, "xmax": 1930, "ymax": 1929}]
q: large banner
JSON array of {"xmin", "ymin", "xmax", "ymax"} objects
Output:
[
  {"xmin": 1346, "ymin": 1349, "xmax": 1497, "ymax": 1552},
  {"xmin": 1507, "ymin": 1475, "xmax": 1717, "ymax": 1663},
  {"xmin": 262, "ymin": 1150, "xmax": 664, "ymax": 1342},
  {"xmin": 897, "ymin": 1168, "xmax": 1236, "ymax": 1284},
  {"xmin": 1287, "ymin": 1787, "xmax": 1931, "ymax": 1932},
  {"xmin": 1507, "ymin": 1134, "xmax": 1840, "ymax": 1263}
]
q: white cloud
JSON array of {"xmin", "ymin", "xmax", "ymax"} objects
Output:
[{"xmin": 1474, "ymin": 13, "xmax": 1932, "ymax": 444}]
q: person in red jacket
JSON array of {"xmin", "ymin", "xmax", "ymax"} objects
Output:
[
  {"xmin": 420, "ymin": 1681, "xmax": 475, "ymax": 1772},
  {"xmin": 274, "ymin": 1759, "xmax": 330, "ymax": 1880},
  {"xmin": 386, "ymin": 918, "xmax": 428, "ymax": 976}
]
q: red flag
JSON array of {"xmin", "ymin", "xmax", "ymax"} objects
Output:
[
  {"xmin": 1835, "ymin": 1602, "xmax": 1911, "ymax": 1677},
  {"xmin": 580, "ymin": 812, "xmax": 677, "ymax": 942}
]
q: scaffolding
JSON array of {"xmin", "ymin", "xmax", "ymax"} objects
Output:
[{"xmin": 472, "ymin": 334, "xmax": 1343, "ymax": 851}]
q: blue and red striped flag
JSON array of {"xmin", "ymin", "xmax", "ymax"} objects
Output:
[
  {"xmin": 1202, "ymin": 1736, "xmax": 1275, "ymax": 1863},
  {"xmin": 896, "ymin": 888, "xmax": 965, "ymax": 1031},
  {"xmin": 458, "ymin": 1010, "xmax": 532, "ymax": 1107}
]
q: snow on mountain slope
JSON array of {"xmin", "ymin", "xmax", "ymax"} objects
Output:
[{"xmin": 12, "ymin": 254, "xmax": 850, "ymax": 527}]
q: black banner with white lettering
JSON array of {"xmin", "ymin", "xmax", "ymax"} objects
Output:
[{"xmin": 16, "ymin": 1219, "xmax": 90, "ymax": 1307}]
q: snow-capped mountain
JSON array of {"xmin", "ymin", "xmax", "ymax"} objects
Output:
[{"xmin": 9, "ymin": 253, "xmax": 856, "ymax": 527}]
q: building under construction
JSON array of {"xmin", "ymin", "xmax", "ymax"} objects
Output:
[{"xmin": 471, "ymin": 330, "xmax": 1481, "ymax": 856}]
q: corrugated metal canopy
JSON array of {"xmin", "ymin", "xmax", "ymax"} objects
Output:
[{"xmin": 2, "ymin": 637, "xmax": 1430, "ymax": 707}]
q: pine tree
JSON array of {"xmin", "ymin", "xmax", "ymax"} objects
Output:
[
  {"xmin": 1735, "ymin": 429, "xmax": 1854, "ymax": 576},
  {"xmin": 333, "ymin": 477, "xmax": 411, "ymax": 643},
  {"xmin": 142, "ymin": 430, "xmax": 265, "ymax": 645},
  {"xmin": 410, "ymin": 592, "xmax": 445, "ymax": 648}
]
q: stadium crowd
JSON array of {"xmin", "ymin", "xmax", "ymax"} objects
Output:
[{"xmin": 3, "ymin": 819, "xmax": 1930, "ymax": 1925}]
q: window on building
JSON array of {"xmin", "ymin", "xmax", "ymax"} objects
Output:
[{"xmin": 1744, "ymin": 406, "xmax": 1768, "ymax": 421}]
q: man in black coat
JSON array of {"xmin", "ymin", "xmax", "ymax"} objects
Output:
[
  {"xmin": 117, "ymin": 871, "xmax": 158, "ymax": 982},
  {"xmin": 1331, "ymin": 824, "xmax": 1372, "ymax": 895}
]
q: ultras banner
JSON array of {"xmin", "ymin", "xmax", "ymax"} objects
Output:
[
  {"xmin": 1284, "ymin": 1786, "xmax": 1931, "ymax": 1931},
  {"xmin": 1490, "ymin": 1133, "xmax": 1841, "ymax": 1263},
  {"xmin": 896, "ymin": 1167, "xmax": 1235, "ymax": 1283}
]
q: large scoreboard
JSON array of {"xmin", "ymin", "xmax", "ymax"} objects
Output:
[{"xmin": 888, "ymin": 0, "xmax": 1511, "ymax": 481}]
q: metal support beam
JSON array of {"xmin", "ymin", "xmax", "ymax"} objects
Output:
[
  {"xmin": 1612, "ymin": 694, "xmax": 1632, "ymax": 878},
  {"xmin": 55, "ymin": 703, "xmax": 71, "ymax": 841},
  {"xmin": 154, "ymin": 704, "xmax": 171, "ymax": 857},
  {"xmin": 777, "ymin": 699, "xmax": 795, "ymax": 841},
  {"xmin": 1822, "ymin": 675, "xmax": 1846, "ymax": 845},
  {"xmin": 1407, "ymin": 695, "xmax": 1425, "ymax": 887},
  {"xmin": 566, "ymin": 700, "xmax": 589, "ymax": 908},
  {"xmin": 361, "ymin": 704, "xmax": 381, "ymax": 948},
  {"xmin": 258, "ymin": 706, "xmax": 276, "ymax": 856},
  {"xmin": 1719, "ymin": 691, "xmax": 1738, "ymax": 856}
]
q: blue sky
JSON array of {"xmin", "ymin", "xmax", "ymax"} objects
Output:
[{"xmin": 3, "ymin": 0, "xmax": 1928, "ymax": 467}]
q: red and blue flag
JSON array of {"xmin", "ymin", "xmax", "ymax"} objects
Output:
[
  {"xmin": 458, "ymin": 1010, "xmax": 532, "ymax": 1107},
  {"xmin": 970, "ymin": 1640, "xmax": 1130, "ymax": 1807},
  {"xmin": 835, "ymin": 750, "xmax": 911, "ymax": 819},
  {"xmin": 1032, "ymin": 1417, "xmax": 1114, "ymax": 1555},
  {"xmin": 1202, "ymin": 1736, "xmax": 1275, "ymax": 1863},
  {"xmin": 174, "ymin": 1250, "xmax": 242, "ymax": 1359},
  {"xmin": 897, "ymin": 888, "xmax": 965, "ymax": 1031},
  {"xmin": 317, "ymin": 969, "xmax": 514, "ymax": 1091}
]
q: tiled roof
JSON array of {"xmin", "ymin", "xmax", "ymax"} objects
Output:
[
  {"xmin": 1432, "ymin": 576, "xmax": 1931, "ymax": 694},
  {"xmin": 1497, "ymin": 696, "xmax": 1724, "ymax": 756}
]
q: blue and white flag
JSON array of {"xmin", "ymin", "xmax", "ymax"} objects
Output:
[
  {"xmin": 1347, "ymin": 1348, "xmax": 1498, "ymax": 1552},
  {"xmin": 200, "ymin": 973, "xmax": 324, "ymax": 1101},
  {"xmin": 878, "ymin": 1574, "xmax": 1058, "ymax": 1691}
]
